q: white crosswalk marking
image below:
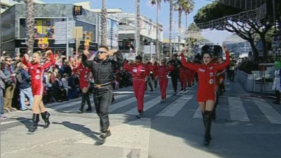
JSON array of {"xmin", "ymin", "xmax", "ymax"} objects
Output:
[
  {"xmin": 108, "ymin": 95, "xmax": 148, "ymax": 112},
  {"xmin": 254, "ymin": 100, "xmax": 281, "ymax": 124},
  {"xmin": 54, "ymin": 95, "xmax": 128, "ymax": 113},
  {"xmin": 47, "ymin": 100, "xmax": 81, "ymax": 111},
  {"xmin": 228, "ymin": 97, "xmax": 249, "ymax": 121},
  {"xmin": 125, "ymin": 95, "xmax": 172, "ymax": 115},
  {"xmin": 156, "ymin": 95, "xmax": 193, "ymax": 117},
  {"xmin": 193, "ymin": 107, "xmax": 202, "ymax": 118}
]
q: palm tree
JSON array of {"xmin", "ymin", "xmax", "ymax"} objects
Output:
[
  {"xmin": 26, "ymin": 0, "xmax": 35, "ymax": 54},
  {"xmin": 101, "ymin": 0, "xmax": 107, "ymax": 46},
  {"xmin": 169, "ymin": 0, "xmax": 173, "ymax": 58},
  {"xmin": 151, "ymin": 0, "xmax": 163, "ymax": 60},
  {"xmin": 136, "ymin": 0, "xmax": 140, "ymax": 55},
  {"xmin": 174, "ymin": 0, "xmax": 194, "ymax": 54}
]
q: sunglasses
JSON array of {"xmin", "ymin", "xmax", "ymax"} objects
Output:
[{"xmin": 97, "ymin": 51, "xmax": 106, "ymax": 54}]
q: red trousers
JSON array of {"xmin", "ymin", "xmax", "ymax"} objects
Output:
[
  {"xmin": 133, "ymin": 79, "xmax": 146, "ymax": 111},
  {"xmin": 159, "ymin": 78, "xmax": 168, "ymax": 99},
  {"xmin": 187, "ymin": 71, "xmax": 194, "ymax": 86},
  {"xmin": 180, "ymin": 74, "xmax": 187, "ymax": 89}
]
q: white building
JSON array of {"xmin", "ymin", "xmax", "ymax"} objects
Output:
[
  {"xmin": 0, "ymin": 0, "xmax": 44, "ymax": 13},
  {"xmin": 110, "ymin": 13, "xmax": 164, "ymax": 60}
]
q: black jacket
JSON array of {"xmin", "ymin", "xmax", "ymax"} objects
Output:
[
  {"xmin": 168, "ymin": 59, "xmax": 182, "ymax": 76},
  {"xmin": 82, "ymin": 52, "xmax": 124, "ymax": 84}
]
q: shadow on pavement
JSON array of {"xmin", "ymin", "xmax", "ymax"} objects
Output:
[{"xmin": 52, "ymin": 121, "xmax": 103, "ymax": 145}]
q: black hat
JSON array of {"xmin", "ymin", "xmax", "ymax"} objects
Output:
[{"xmin": 135, "ymin": 55, "xmax": 142, "ymax": 61}]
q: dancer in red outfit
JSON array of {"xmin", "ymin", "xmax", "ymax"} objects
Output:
[
  {"xmin": 73, "ymin": 61, "xmax": 92, "ymax": 113},
  {"xmin": 217, "ymin": 57, "xmax": 226, "ymax": 95},
  {"xmin": 155, "ymin": 59, "xmax": 174, "ymax": 103},
  {"xmin": 186, "ymin": 59, "xmax": 195, "ymax": 87},
  {"xmin": 153, "ymin": 61, "xmax": 159, "ymax": 89},
  {"xmin": 180, "ymin": 46, "xmax": 230, "ymax": 145},
  {"xmin": 22, "ymin": 50, "xmax": 55, "ymax": 132},
  {"xmin": 179, "ymin": 66, "xmax": 188, "ymax": 91},
  {"xmin": 123, "ymin": 56, "xmax": 151, "ymax": 117}
]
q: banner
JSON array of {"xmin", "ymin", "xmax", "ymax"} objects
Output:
[{"xmin": 19, "ymin": 18, "xmax": 64, "ymax": 39}]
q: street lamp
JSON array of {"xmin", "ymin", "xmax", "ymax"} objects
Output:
[{"xmin": 0, "ymin": 4, "xmax": 2, "ymax": 55}]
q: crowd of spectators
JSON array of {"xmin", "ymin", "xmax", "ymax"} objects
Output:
[{"xmin": 0, "ymin": 51, "xmax": 133, "ymax": 119}]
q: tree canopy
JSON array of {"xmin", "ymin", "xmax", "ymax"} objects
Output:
[{"xmin": 193, "ymin": 0, "xmax": 280, "ymax": 60}]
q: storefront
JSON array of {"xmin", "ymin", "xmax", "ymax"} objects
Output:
[
  {"xmin": 16, "ymin": 39, "xmax": 98, "ymax": 56},
  {"xmin": 1, "ymin": 3, "xmax": 99, "ymax": 56}
]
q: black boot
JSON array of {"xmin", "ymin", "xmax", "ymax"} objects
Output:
[
  {"xmin": 204, "ymin": 111, "xmax": 212, "ymax": 145},
  {"xmin": 41, "ymin": 111, "xmax": 50, "ymax": 128},
  {"xmin": 78, "ymin": 93, "xmax": 86, "ymax": 113},
  {"xmin": 29, "ymin": 114, "xmax": 40, "ymax": 132},
  {"xmin": 85, "ymin": 93, "xmax": 92, "ymax": 112},
  {"xmin": 202, "ymin": 112, "xmax": 206, "ymax": 127}
]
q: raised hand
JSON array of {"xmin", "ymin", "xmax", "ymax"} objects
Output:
[
  {"xmin": 107, "ymin": 49, "xmax": 118, "ymax": 56},
  {"xmin": 223, "ymin": 45, "xmax": 228, "ymax": 51}
]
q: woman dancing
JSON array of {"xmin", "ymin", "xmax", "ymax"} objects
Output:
[
  {"xmin": 180, "ymin": 46, "xmax": 230, "ymax": 145},
  {"xmin": 22, "ymin": 50, "xmax": 55, "ymax": 132}
]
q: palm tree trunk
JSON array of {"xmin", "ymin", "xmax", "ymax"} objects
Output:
[
  {"xmin": 26, "ymin": 0, "xmax": 35, "ymax": 54},
  {"xmin": 101, "ymin": 0, "xmax": 107, "ymax": 46},
  {"xmin": 156, "ymin": 1, "xmax": 159, "ymax": 60},
  {"xmin": 185, "ymin": 13, "xmax": 188, "ymax": 48},
  {"xmin": 178, "ymin": 9, "xmax": 182, "ymax": 54},
  {"xmin": 136, "ymin": 0, "xmax": 140, "ymax": 55},
  {"xmin": 169, "ymin": 0, "xmax": 173, "ymax": 58}
]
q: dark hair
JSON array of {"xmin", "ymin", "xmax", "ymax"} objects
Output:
[
  {"xmin": 201, "ymin": 52, "xmax": 212, "ymax": 58},
  {"xmin": 135, "ymin": 55, "xmax": 142, "ymax": 61},
  {"xmin": 99, "ymin": 45, "xmax": 109, "ymax": 51}
]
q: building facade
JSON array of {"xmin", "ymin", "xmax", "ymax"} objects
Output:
[
  {"xmin": 110, "ymin": 13, "xmax": 164, "ymax": 60},
  {"xmin": 1, "ymin": 3, "xmax": 99, "ymax": 55}
]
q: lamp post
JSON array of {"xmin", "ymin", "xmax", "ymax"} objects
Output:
[{"xmin": 0, "ymin": 4, "xmax": 2, "ymax": 55}]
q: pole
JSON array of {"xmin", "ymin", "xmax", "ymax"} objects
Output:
[
  {"xmin": 156, "ymin": 0, "xmax": 159, "ymax": 60},
  {"xmin": 150, "ymin": 41, "xmax": 152, "ymax": 61},
  {"xmin": 273, "ymin": 0, "xmax": 277, "ymax": 60},
  {"xmin": 66, "ymin": 18, "xmax": 69, "ymax": 59},
  {"xmin": 0, "ymin": 6, "xmax": 2, "ymax": 55},
  {"xmin": 135, "ymin": 0, "xmax": 140, "ymax": 56}
]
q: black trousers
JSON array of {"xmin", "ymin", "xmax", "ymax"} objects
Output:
[
  {"xmin": 171, "ymin": 75, "xmax": 178, "ymax": 93},
  {"xmin": 275, "ymin": 90, "xmax": 280, "ymax": 103},
  {"xmin": 229, "ymin": 70, "xmax": 235, "ymax": 81},
  {"xmin": 93, "ymin": 86, "xmax": 113, "ymax": 133}
]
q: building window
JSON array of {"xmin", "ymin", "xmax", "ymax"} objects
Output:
[{"xmin": 118, "ymin": 40, "xmax": 134, "ymax": 51}]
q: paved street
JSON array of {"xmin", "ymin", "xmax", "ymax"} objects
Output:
[{"xmin": 1, "ymin": 80, "xmax": 281, "ymax": 158}]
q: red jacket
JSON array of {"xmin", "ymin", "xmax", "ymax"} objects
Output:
[
  {"xmin": 73, "ymin": 63, "xmax": 90, "ymax": 84},
  {"xmin": 156, "ymin": 65, "xmax": 174, "ymax": 78},
  {"xmin": 179, "ymin": 66, "xmax": 188, "ymax": 76},
  {"xmin": 22, "ymin": 53, "xmax": 55, "ymax": 86},
  {"xmin": 181, "ymin": 51, "xmax": 230, "ymax": 93},
  {"xmin": 123, "ymin": 62, "xmax": 151, "ymax": 80}
]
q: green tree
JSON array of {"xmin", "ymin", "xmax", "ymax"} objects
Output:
[
  {"xmin": 174, "ymin": 0, "xmax": 194, "ymax": 53},
  {"xmin": 194, "ymin": 1, "xmax": 275, "ymax": 60}
]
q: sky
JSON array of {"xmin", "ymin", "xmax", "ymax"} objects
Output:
[{"xmin": 44, "ymin": 0, "xmax": 232, "ymax": 44}]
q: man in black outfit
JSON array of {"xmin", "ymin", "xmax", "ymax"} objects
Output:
[
  {"xmin": 82, "ymin": 45, "xmax": 123, "ymax": 143},
  {"xmin": 168, "ymin": 54, "xmax": 181, "ymax": 95}
]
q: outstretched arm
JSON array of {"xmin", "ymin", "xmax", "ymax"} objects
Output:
[
  {"xmin": 22, "ymin": 54, "xmax": 32, "ymax": 67},
  {"xmin": 215, "ymin": 48, "xmax": 230, "ymax": 71},
  {"xmin": 112, "ymin": 51, "xmax": 124, "ymax": 70},
  {"xmin": 81, "ymin": 50, "xmax": 93, "ymax": 68},
  {"xmin": 123, "ymin": 61, "xmax": 132, "ymax": 72},
  {"xmin": 180, "ymin": 53, "xmax": 199, "ymax": 71},
  {"xmin": 42, "ymin": 51, "xmax": 55, "ymax": 69}
]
